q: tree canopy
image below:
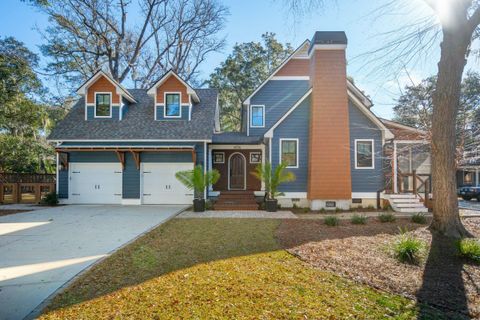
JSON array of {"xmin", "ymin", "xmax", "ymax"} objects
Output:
[
  {"xmin": 0, "ymin": 37, "xmax": 64, "ymax": 173},
  {"xmin": 208, "ymin": 33, "xmax": 293, "ymax": 131},
  {"xmin": 393, "ymin": 72, "xmax": 480, "ymax": 154},
  {"xmin": 28, "ymin": 0, "xmax": 228, "ymax": 91}
]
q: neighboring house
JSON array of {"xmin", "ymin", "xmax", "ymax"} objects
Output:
[
  {"xmin": 458, "ymin": 149, "xmax": 480, "ymax": 187},
  {"xmin": 48, "ymin": 31, "xmax": 430, "ymax": 211}
]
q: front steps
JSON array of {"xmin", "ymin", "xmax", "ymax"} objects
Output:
[
  {"xmin": 388, "ymin": 194, "xmax": 429, "ymax": 213},
  {"xmin": 214, "ymin": 191, "xmax": 259, "ymax": 211}
]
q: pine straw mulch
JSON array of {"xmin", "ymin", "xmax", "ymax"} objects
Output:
[
  {"xmin": 0, "ymin": 209, "xmax": 31, "ymax": 217},
  {"xmin": 277, "ymin": 217, "xmax": 480, "ymax": 319}
]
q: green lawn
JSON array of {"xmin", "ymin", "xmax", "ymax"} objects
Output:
[{"xmin": 40, "ymin": 218, "xmax": 435, "ymax": 319}]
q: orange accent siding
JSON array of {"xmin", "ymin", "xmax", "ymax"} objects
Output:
[
  {"xmin": 156, "ymin": 75, "xmax": 190, "ymax": 104},
  {"xmin": 275, "ymin": 59, "xmax": 310, "ymax": 77},
  {"xmin": 307, "ymin": 50, "xmax": 352, "ymax": 199},
  {"xmin": 86, "ymin": 75, "xmax": 120, "ymax": 104}
]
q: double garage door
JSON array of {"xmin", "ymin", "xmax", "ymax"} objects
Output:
[{"xmin": 69, "ymin": 162, "xmax": 193, "ymax": 204}]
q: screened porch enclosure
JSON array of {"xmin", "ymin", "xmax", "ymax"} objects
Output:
[{"xmin": 393, "ymin": 141, "xmax": 431, "ymax": 194}]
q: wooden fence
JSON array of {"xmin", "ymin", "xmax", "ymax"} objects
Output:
[{"xmin": 0, "ymin": 173, "xmax": 56, "ymax": 204}]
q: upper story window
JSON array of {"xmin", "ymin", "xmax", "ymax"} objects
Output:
[
  {"xmin": 250, "ymin": 105, "xmax": 265, "ymax": 128},
  {"xmin": 165, "ymin": 93, "xmax": 181, "ymax": 118},
  {"xmin": 95, "ymin": 93, "xmax": 112, "ymax": 118},
  {"xmin": 355, "ymin": 139, "xmax": 374, "ymax": 169},
  {"xmin": 280, "ymin": 138, "xmax": 298, "ymax": 168}
]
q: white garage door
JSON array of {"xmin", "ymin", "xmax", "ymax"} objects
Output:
[
  {"xmin": 142, "ymin": 163, "xmax": 194, "ymax": 205},
  {"xmin": 69, "ymin": 163, "xmax": 122, "ymax": 204}
]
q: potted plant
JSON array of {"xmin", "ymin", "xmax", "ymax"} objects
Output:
[
  {"xmin": 175, "ymin": 165, "xmax": 220, "ymax": 212},
  {"xmin": 251, "ymin": 162, "xmax": 295, "ymax": 212}
]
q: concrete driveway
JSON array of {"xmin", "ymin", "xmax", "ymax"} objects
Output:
[{"xmin": 0, "ymin": 205, "xmax": 186, "ymax": 320}]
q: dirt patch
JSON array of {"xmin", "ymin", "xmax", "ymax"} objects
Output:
[
  {"xmin": 277, "ymin": 217, "xmax": 480, "ymax": 319},
  {"xmin": 0, "ymin": 209, "xmax": 31, "ymax": 217}
]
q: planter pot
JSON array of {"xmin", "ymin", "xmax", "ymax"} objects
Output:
[
  {"xmin": 265, "ymin": 199, "xmax": 278, "ymax": 212},
  {"xmin": 193, "ymin": 199, "xmax": 205, "ymax": 212}
]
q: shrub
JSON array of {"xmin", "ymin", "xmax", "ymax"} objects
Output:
[
  {"xmin": 392, "ymin": 230, "xmax": 424, "ymax": 264},
  {"xmin": 319, "ymin": 208, "xmax": 326, "ymax": 214},
  {"xmin": 205, "ymin": 200, "xmax": 214, "ymax": 210},
  {"xmin": 458, "ymin": 238, "xmax": 480, "ymax": 263},
  {"xmin": 378, "ymin": 212, "xmax": 396, "ymax": 223},
  {"xmin": 367, "ymin": 205, "xmax": 375, "ymax": 211},
  {"xmin": 335, "ymin": 207, "xmax": 342, "ymax": 213},
  {"xmin": 324, "ymin": 216, "xmax": 339, "ymax": 226},
  {"xmin": 41, "ymin": 192, "xmax": 59, "ymax": 206},
  {"xmin": 351, "ymin": 214, "xmax": 367, "ymax": 225},
  {"xmin": 303, "ymin": 207, "xmax": 309, "ymax": 213},
  {"xmin": 411, "ymin": 213, "xmax": 427, "ymax": 224}
]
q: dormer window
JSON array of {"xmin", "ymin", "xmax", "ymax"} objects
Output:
[
  {"xmin": 95, "ymin": 93, "xmax": 112, "ymax": 118},
  {"xmin": 165, "ymin": 93, "xmax": 181, "ymax": 118}
]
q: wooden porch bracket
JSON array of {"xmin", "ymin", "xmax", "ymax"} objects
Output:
[
  {"xmin": 130, "ymin": 151, "xmax": 141, "ymax": 170},
  {"xmin": 116, "ymin": 151, "xmax": 125, "ymax": 170},
  {"xmin": 191, "ymin": 150, "xmax": 196, "ymax": 165}
]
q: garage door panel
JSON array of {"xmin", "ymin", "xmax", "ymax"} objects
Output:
[
  {"xmin": 69, "ymin": 163, "xmax": 122, "ymax": 204},
  {"xmin": 142, "ymin": 163, "xmax": 193, "ymax": 205}
]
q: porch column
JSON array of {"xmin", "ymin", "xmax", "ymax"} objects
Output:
[{"xmin": 393, "ymin": 141, "xmax": 398, "ymax": 193}]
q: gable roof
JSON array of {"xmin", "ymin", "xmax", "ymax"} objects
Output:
[
  {"xmin": 76, "ymin": 70, "xmax": 136, "ymax": 103},
  {"xmin": 243, "ymin": 39, "xmax": 311, "ymax": 105},
  {"xmin": 48, "ymin": 88, "xmax": 217, "ymax": 141},
  {"xmin": 380, "ymin": 118, "xmax": 428, "ymax": 141},
  {"xmin": 147, "ymin": 70, "xmax": 200, "ymax": 103}
]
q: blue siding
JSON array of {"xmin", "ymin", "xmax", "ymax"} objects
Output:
[
  {"xmin": 69, "ymin": 151, "xmax": 119, "ymax": 162},
  {"xmin": 156, "ymin": 105, "xmax": 190, "ymax": 120},
  {"xmin": 271, "ymin": 95, "xmax": 310, "ymax": 192},
  {"xmin": 86, "ymin": 105, "xmax": 120, "ymax": 120},
  {"xmin": 58, "ymin": 170, "xmax": 68, "ymax": 198},
  {"xmin": 123, "ymin": 152, "xmax": 140, "ymax": 199},
  {"xmin": 141, "ymin": 152, "xmax": 193, "ymax": 163},
  {"xmin": 349, "ymin": 100, "xmax": 384, "ymax": 192},
  {"xmin": 249, "ymin": 80, "xmax": 310, "ymax": 136}
]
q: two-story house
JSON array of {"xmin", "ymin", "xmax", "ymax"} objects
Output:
[{"xmin": 49, "ymin": 31, "xmax": 431, "ymax": 211}]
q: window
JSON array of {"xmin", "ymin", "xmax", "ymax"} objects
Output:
[
  {"xmin": 355, "ymin": 139, "xmax": 374, "ymax": 169},
  {"xmin": 213, "ymin": 152, "xmax": 225, "ymax": 164},
  {"xmin": 250, "ymin": 105, "xmax": 264, "ymax": 127},
  {"xmin": 280, "ymin": 139, "xmax": 298, "ymax": 168},
  {"xmin": 250, "ymin": 152, "xmax": 261, "ymax": 164},
  {"xmin": 95, "ymin": 93, "xmax": 111, "ymax": 117},
  {"xmin": 165, "ymin": 93, "xmax": 181, "ymax": 117}
]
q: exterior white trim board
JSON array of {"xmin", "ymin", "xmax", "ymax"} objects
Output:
[{"xmin": 351, "ymin": 192, "xmax": 377, "ymax": 199}]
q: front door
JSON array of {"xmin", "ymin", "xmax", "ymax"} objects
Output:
[{"xmin": 229, "ymin": 153, "xmax": 245, "ymax": 190}]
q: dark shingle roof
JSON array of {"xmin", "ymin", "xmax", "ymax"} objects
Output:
[
  {"xmin": 48, "ymin": 89, "xmax": 217, "ymax": 141},
  {"xmin": 311, "ymin": 31, "xmax": 347, "ymax": 45},
  {"xmin": 212, "ymin": 132, "xmax": 262, "ymax": 144}
]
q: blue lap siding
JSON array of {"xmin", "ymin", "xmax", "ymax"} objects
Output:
[
  {"xmin": 349, "ymin": 100, "xmax": 384, "ymax": 193},
  {"xmin": 271, "ymin": 94, "xmax": 310, "ymax": 192},
  {"xmin": 155, "ymin": 105, "xmax": 190, "ymax": 120},
  {"xmin": 249, "ymin": 80, "xmax": 310, "ymax": 137},
  {"xmin": 122, "ymin": 152, "xmax": 140, "ymax": 199},
  {"xmin": 86, "ymin": 105, "xmax": 120, "ymax": 120}
]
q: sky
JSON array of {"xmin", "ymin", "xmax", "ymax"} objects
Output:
[{"xmin": 1, "ymin": 0, "xmax": 479, "ymax": 119}]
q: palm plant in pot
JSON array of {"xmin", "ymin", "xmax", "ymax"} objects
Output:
[
  {"xmin": 251, "ymin": 162, "xmax": 295, "ymax": 212},
  {"xmin": 175, "ymin": 165, "xmax": 220, "ymax": 212}
]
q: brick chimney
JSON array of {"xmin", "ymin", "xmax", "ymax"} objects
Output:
[{"xmin": 307, "ymin": 31, "xmax": 352, "ymax": 209}]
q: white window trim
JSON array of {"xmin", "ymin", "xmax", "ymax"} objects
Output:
[
  {"xmin": 94, "ymin": 92, "xmax": 113, "ymax": 118},
  {"xmin": 213, "ymin": 151, "xmax": 225, "ymax": 164},
  {"xmin": 279, "ymin": 138, "xmax": 299, "ymax": 168},
  {"xmin": 250, "ymin": 105, "xmax": 265, "ymax": 128},
  {"xmin": 354, "ymin": 139, "xmax": 375, "ymax": 169},
  {"xmin": 163, "ymin": 92, "xmax": 182, "ymax": 118},
  {"xmin": 250, "ymin": 151, "xmax": 261, "ymax": 164}
]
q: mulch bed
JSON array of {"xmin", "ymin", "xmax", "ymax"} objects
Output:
[
  {"xmin": 277, "ymin": 217, "xmax": 480, "ymax": 319},
  {"xmin": 0, "ymin": 209, "xmax": 31, "ymax": 217}
]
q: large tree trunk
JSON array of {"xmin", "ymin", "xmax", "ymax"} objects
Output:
[{"xmin": 430, "ymin": 25, "xmax": 472, "ymax": 238}]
